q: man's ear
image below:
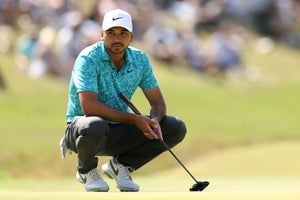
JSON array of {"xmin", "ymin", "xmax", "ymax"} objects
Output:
[
  {"xmin": 100, "ymin": 30, "xmax": 104, "ymax": 40},
  {"xmin": 130, "ymin": 32, "xmax": 134, "ymax": 42}
]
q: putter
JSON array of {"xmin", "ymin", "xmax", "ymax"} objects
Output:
[{"xmin": 119, "ymin": 93, "xmax": 209, "ymax": 191}]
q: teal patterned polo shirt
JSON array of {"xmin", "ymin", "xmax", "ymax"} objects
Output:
[{"xmin": 66, "ymin": 41, "xmax": 158, "ymax": 123}]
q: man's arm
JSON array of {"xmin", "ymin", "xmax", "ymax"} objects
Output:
[
  {"xmin": 143, "ymin": 86, "xmax": 166, "ymax": 140},
  {"xmin": 79, "ymin": 91, "xmax": 137, "ymax": 124},
  {"xmin": 79, "ymin": 91, "xmax": 162, "ymax": 139},
  {"xmin": 143, "ymin": 86, "xmax": 166, "ymax": 122}
]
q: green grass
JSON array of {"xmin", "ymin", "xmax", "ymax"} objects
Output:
[
  {"xmin": 0, "ymin": 34, "xmax": 300, "ymax": 178},
  {"xmin": 1, "ymin": 191, "xmax": 299, "ymax": 200},
  {"xmin": 1, "ymin": 176, "xmax": 300, "ymax": 199},
  {"xmin": 0, "ymin": 141, "xmax": 299, "ymax": 199}
]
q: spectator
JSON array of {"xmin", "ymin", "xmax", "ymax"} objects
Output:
[
  {"xmin": 248, "ymin": 0, "xmax": 300, "ymax": 48},
  {"xmin": 56, "ymin": 10, "xmax": 85, "ymax": 80},
  {"xmin": 15, "ymin": 24, "xmax": 39, "ymax": 73},
  {"xmin": 143, "ymin": 22, "xmax": 185, "ymax": 64},
  {"xmin": 210, "ymin": 20, "xmax": 244, "ymax": 73}
]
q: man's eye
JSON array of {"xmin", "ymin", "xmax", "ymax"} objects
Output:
[{"xmin": 105, "ymin": 31, "xmax": 113, "ymax": 35}]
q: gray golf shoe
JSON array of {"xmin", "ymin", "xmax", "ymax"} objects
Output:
[
  {"xmin": 102, "ymin": 158, "xmax": 139, "ymax": 192},
  {"xmin": 76, "ymin": 168, "xmax": 109, "ymax": 192}
]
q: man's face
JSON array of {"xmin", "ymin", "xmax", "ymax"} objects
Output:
[{"xmin": 101, "ymin": 27, "xmax": 133, "ymax": 55}]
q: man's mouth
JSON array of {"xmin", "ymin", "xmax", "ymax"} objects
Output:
[{"xmin": 112, "ymin": 43, "xmax": 123, "ymax": 48}]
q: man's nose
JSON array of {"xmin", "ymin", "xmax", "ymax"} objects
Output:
[{"xmin": 112, "ymin": 34, "xmax": 122, "ymax": 42}]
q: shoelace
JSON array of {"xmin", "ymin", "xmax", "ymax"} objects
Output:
[{"xmin": 118, "ymin": 165, "xmax": 132, "ymax": 181}]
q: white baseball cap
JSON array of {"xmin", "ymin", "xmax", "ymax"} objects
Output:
[{"xmin": 102, "ymin": 9, "xmax": 133, "ymax": 32}]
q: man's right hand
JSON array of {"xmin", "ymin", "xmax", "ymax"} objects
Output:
[{"xmin": 134, "ymin": 115, "xmax": 161, "ymax": 140}]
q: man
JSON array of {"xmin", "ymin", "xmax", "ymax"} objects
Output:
[{"xmin": 60, "ymin": 9, "xmax": 186, "ymax": 192}]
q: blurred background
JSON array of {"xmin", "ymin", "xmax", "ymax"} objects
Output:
[
  {"xmin": 0, "ymin": 0, "xmax": 299, "ymax": 187},
  {"xmin": 1, "ymin": 0, "xmax": 300, "ymax": 81}
]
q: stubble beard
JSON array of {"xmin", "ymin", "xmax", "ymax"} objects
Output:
[{"xmin": 107, "ymin": 43, "xmax": 126, "ymax": 55}]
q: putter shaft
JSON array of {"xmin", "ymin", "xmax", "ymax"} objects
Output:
[{"xmin": 119, "ymin": 93, "xmax": 202, "ymax": 184}]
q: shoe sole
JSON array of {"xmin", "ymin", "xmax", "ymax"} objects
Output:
[
  {"xmin": 119, "ymin": 189, "xmax": 139, "ymax": 192},
  {"xmin": 87, "ymin": 188, "xmax": 109, "ymax": 192}
]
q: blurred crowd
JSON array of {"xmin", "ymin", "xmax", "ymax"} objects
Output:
[{"xmin": 0, "ymin": 0, "xmax": 300, "ymax": 82}]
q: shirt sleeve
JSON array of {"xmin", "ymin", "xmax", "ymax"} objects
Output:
[
  {"xmin": 73, "ymin": 55, "xmax": 98, "ymax": 93},
  {"xmin": 139, "ymin": 54, "xmax": 158, "ymax": 90}
]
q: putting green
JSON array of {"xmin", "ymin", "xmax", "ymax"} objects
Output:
[
  {"xmin": 1, "ymin": 141, "xmax": 299, "ymax": 199},
  {"xmin": 162, "ymin": 140, "xmax": 300, "ymax": 177}
]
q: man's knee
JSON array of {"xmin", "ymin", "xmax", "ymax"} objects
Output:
[
  {"xmin": 82, "ymin": 116, "xmax": 109, "ymax": 139},
  {"xmin": 65, "ymin": 116, "xmax": 108, "ymax": 154},
  {"xmin": 75, "ymin": 116, "xmax": 109, "ymax": 153},
  {"xmin": 173, "ymin": 117, "xmax": 186, "ymax": 143},
  {"xmin": 162, "ymin": 116, "xmax": 187, "ymax": 145}
]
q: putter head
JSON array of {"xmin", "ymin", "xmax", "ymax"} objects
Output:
[{"xmin": 189, "ymin": 181, "xmax": 209, "ymax": 191}]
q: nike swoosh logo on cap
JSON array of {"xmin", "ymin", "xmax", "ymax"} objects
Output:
[{"xmin": 112, "ymin": 16, "xmax": 123, "ymax": 21}]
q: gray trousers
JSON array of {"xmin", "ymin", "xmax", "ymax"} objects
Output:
[{"xmin": 64, "ymin": 115, "xmax": 186, "ymax": 174}]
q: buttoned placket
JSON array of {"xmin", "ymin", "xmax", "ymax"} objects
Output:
[{"xmin": 109, "ymin": 62, "xmax": 127, "ymax": 95}]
